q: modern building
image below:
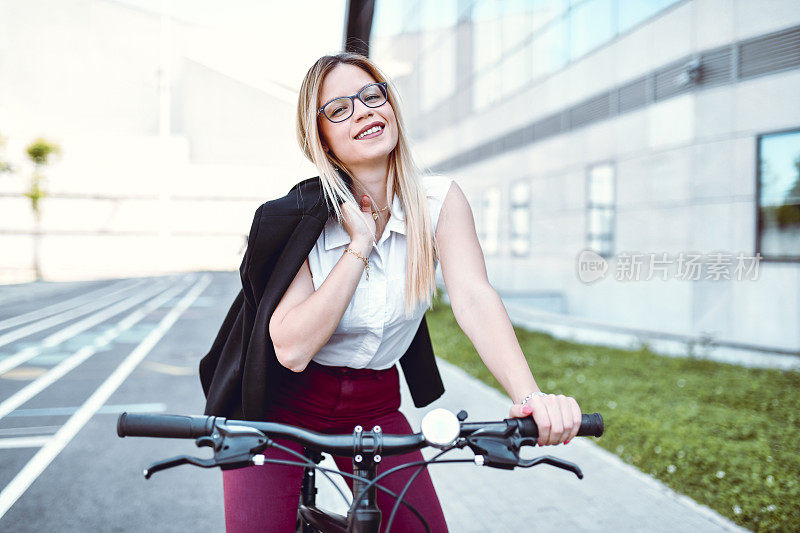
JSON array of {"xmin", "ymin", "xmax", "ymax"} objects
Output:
[{"xmin": 369, "ymin": 0, "xmax": 800, "ymax": 361}]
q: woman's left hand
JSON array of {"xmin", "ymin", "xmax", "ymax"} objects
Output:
[{"xmin": 509, "ymin": 393, "xmax": 582, "ymax": 446}]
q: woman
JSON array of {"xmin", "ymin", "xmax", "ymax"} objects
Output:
[{"xmin": 222, "ymin": 52, "xmax": 582, "ymax": 532}]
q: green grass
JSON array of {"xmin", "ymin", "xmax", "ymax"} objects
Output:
[{"xmin": 424, "ymin": 295, "xmax": 799, "ymax": 532}]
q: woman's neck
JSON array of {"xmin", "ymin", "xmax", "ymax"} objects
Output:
[{"xmin": 347, "ymin": 159, "xmax": 391, "ymax": 209}]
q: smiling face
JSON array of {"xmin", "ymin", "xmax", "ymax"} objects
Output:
[{"xmin": 317, "ymin": 63, "xmax": 399, "ymax": 174}]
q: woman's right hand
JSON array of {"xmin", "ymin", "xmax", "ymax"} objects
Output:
[{"xmin": 341, "ymin": 195, "xmax": 376, "ymax": 252}]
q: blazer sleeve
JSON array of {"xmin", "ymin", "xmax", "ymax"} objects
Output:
[
  {"xmin": 198, "ymin": 203, "xmax": 266, "ymax": 417},
  {"xmin": 239, "ymin": 203, "xmax": 266, "ymax": 312}
]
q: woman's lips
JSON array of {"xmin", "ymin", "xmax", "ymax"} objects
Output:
[{"xmin": 356, "ymin": 125, "xmax": 384, "ymax": 140}]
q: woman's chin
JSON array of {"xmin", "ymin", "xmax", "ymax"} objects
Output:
[{"xmin": 349, "ymin": 144, "xmax": 393, "ymax": 159}]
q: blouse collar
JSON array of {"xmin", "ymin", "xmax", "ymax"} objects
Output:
[{"xmin": 324, "ymin": 191, "xmax": 406, "ymax": 251}]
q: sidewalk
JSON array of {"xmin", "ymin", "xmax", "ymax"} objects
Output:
[{"xmin": 316, "ymin": 358, "xmax": 748, "ymax": 532}]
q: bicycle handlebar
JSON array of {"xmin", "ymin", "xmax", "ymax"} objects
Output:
[{"xmin": 117, "ymin": 411, "xmax": 604, "ymax": 456}]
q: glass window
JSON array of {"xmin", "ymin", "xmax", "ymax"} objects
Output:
[
  {"xmin": 587, "ymin": 163, "xmax": 615, "ymax": 257},
  {"xmin": 420, "ymin": 30, "xmax": 456, "ymax": 111},
  {"xmin": 510, "ymin": 180, "xmax": 531, "ymax": 256},
  {"xmin": 473, "ymin": 2, "xmax": 503, "ymax": 72},
  {"xmin": 473, "ymin": 65, "xmax": 501, "ymax": 111},
  {"xmin": 416, "ymin": 0, "xmax": 459, "ymax": 112},
  {"xmin": 482, "ymin": 187, "xmax": 502, "ymax": 255},
  {"xmin": 420, "ymin": 0, "xmax": 458, "ymax": 31},
  {"xmin": 758, "ymin": 128, "xmax": 800, "ymax": 260},
  {"xmin": 501, "ymin": 0, "xmax": 534, "ymax": 52},
  {"xmin": 568, "ymin": 0, "xmax": 616, "ymax": 61},
  {"xmin": 618, "ymin": 0, "xmax": 679, "ymax": 33},
  {"xmin": 532, "ymin": 0, "xmax": 570, "ymax": 32},
  {"xmin": 502, "ymin": 40, "xmax": 533, "ymax": 97},
  {"xmin": 531, "ymin": 16, "xmax": 568, "ymax": 79},
  {"xmin": 373, "ymin": 0, "xmax": 416, "ymax": 37}
]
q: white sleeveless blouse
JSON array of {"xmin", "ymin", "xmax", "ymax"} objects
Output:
[{"xmin": 308, "ymin": 175, "xmax": 455, "ymax": 370}]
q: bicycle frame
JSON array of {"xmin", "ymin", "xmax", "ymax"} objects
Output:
[{"xmin": 297, "ymin": 430, "xmax": 383, "ymax": 533}]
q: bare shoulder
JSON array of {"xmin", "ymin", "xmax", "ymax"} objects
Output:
[{"xmin": 437, "ymin": 180, "xmax": 475, "ymax": 235}]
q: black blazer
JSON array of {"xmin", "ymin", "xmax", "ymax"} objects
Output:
[{"xmin": 199, "ymin": 174, "xmax": 446, "ymax": 421}]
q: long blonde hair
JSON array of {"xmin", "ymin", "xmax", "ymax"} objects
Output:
[{"xmin": 296, "ymin": 52, "xmax": 436, "ymax": 317}]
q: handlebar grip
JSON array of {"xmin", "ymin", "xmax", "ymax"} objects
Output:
[
  {"xmin": 577, "ymin": 413, "xmax": 604, "ymax": 437},
  {"xmin": 517, "ymin": 412, "xmax": 604, "ymax": 438},
  {"xmin": 117, "ymin": 412, "xmax": 217, "ymax": 439}
]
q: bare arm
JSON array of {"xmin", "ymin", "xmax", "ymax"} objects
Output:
[
  {"xmin": 270, "ymin": 195, "xmax": 379, "ymax": 372},
  {"xmin": 437, "ymin": 181, "xmax": 583, "ymax": 447},
  {"xmin": 436, "ymin": 181, "xmax": 540, "ymax": 404},
  {"xmin": 269, "ymin": 237, "xmax": 372, "ymax": 373}
]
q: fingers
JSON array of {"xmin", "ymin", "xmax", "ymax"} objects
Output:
[
  {"xmin": 533, "ymin": 394, "xmax": 579, "ymax": 446},
  {"xmin": 508, "ymin": 403, "xmax": 528, "ymax": 418},
  {"xmin": 361, "ymin": 194, "xmax": 371, "ymax": 212},
  {"xmin": 529, "ymin": 396, "xmax": 552, "ymax": 447},
  {"xmin": 567, "ymin": 396, "xmax": 581, "ymax": 443},
  {"xmin": 556, "ymin": 394, "xmax": 574, "ymax": 445},
  {"xmin": 511, "ymin": 395, "xmax": 582, "ymax": 446}
]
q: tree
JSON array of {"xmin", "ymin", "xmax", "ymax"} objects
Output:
[{"xmin": 25, "ymin": 137, "xmax": 61, "ymax": 280}]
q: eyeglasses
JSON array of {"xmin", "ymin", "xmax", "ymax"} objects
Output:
[{"xmin": 317, "ymin": 82, "xmax": 388, "ymax": 123}]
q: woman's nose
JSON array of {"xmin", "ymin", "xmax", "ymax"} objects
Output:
[{"xmin": 352, "ymin": 98, "xmax": 373, "ymax": 121}]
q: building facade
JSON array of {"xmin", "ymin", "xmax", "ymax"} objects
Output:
[{"xmin": 370, "ymin": 0, "xmax": 800, "ymax": 358}]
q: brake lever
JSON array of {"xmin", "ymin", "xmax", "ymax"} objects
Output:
[
  {"xmin": 517, "ymin": 455, "xmax": 583, "ymax": 479},
  {"xmin": 142, "ymin": 422, "xmax": 271, "ymax": 479},
  {"xmin": 144, "ymin": 455, "xmax": 218, "ymax": 479},
  {"xmin": 466, "ymin": 431, "xmax": 584, "ymax": 478},
  {"xmin": 515, "ymin": 435, "xmax": 583, "ymax": 478}
]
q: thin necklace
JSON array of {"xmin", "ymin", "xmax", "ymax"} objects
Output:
[{"xmin": 371, "ymin": 204, "xmax": 390, "ymax": 220}]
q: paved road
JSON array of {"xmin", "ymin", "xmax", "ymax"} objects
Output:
[{"xmin": 0, "ymin": 271, "xmax": 748, "ymax": 531}]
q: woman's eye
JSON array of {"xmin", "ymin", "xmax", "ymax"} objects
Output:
[{"xmin": 331, "ymin": 107, "xmax": 345, "ymax": 116}]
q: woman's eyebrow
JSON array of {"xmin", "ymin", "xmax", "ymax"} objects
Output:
[{"xmin": 329, "ymin": 82, "xmax": 373, "ymax": 101}]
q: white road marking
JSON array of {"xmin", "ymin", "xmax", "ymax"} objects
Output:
[
  {"xmin": 0, "ymin": 277, "xmax": 154, "ymax": 349},
  {"xmin": 0, "ymin": 273, "xmax": 211, "ymax": 519},
  {"xmin": 0, "ymin": 278, "xmax": 142, "ymax": 332},
  {"xmin": 7, "ymin": 403, "xmax": 167, "ymax": 418},
  {"xmin": 0, "ymin": 279, "xmax": 192, "ymax": 421},
  {"xmin": 0, "ymin": 436, "xmax": 52, "ymax": 449},
  {"xmin": 0, "ymin": 277, "xmax": 178, "ymax": 376},
  {"xmin": 142, "ymin": 360, "xmax": 196, "ymax": 376},
  {"xmin": 0, "ymin": 426, "xmax": 61, "ymax": 437}
]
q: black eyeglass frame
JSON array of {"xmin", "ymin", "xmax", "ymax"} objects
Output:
[{"xmin": 317, "ymin": 82, "xmax": 389, "ymax": 123}]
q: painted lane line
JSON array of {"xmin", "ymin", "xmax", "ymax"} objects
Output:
[
  {"xmin": 0, "ymin": 273, "xmax": 211, "ymax": 519},
  {"xmin": 0, "ymin": 280, "xmax": 193, "ymax": 421},
  {"xmin": 0, "ymin": 436, "xmax": 52, "ymax": 449},
  {"xmin": 142, "ymin": 360, "xmax": 197, "ymax": 376},
  {"xmin": 0, "ymin": 426, "xmax": 62, "ymax": 437},
  {"xmin": 0, "ymin": 276, "xmax": 167, "ymax": 349},
  {"xmin": 0, "ymin": 278, "xmax": 144, "ymax": 332},
  {"xmin": 0, "ymin": 283, "xmax": 169, "ymax": 377},
  {"xmin": 7, "ymin": 403, "xmax": 167, "ymax": 418},
  {"xmin": 0, "ymin": 275, "xmax": 191, "ymax": 376}
]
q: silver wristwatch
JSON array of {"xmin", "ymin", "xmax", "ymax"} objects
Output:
[{"xmin": 520, "ymin": 391, "xmax": 548, "ymax": 406}]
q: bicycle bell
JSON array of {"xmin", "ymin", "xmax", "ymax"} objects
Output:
[{"xmin": 420, "ymin": 408, "xmax": 460, "ymax": 448}]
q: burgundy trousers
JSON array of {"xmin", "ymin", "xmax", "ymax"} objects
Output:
[{"xmin": 222, "ymin": 359, "xmax": 449, "ymax": 532}]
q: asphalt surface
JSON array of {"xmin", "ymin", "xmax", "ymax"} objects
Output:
[
  {"xmin": 0, "ymin": 272, "xmax": 230, "ymax": 531},
  {"xmin": 0, "ymin": 271, "xmax": 748, "ymax": 532}
]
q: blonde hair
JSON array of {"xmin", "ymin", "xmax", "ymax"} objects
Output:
[{"xmin": 296, "ymin": 52, "xmax": 436, "ymax": 317}]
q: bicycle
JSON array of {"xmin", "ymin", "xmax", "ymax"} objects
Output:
[{"xmin": 117, "ymin": 408, "xmax": 604, "ymax": 532}]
